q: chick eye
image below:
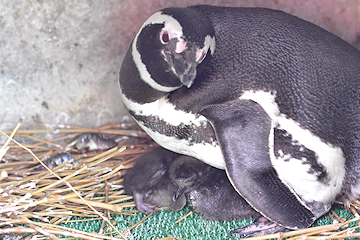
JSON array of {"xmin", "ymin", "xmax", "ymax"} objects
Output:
[{"xmin": 160, "ymin": 31, "xmax": 170, "ymax": 44}]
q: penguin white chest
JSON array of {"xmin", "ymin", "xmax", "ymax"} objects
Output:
[{"xmin": 120, "ymin": 93, "xmax": 225, "ymax": 169}]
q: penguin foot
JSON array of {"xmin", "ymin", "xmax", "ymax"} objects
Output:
[
  {"xmin": 230, "ymin": 217, "xmax": 287, "ymax": 238},
  {"xmin": 134, "ymin": 192, "xmax": 157, "ymax": 214}
]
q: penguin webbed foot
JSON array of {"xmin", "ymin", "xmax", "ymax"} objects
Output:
[
  {"xmin": 230, "ymin": 216, "xmax": 287, "ymax": 238},
  {"xmin": 134, "ymin": 192, "xmax": 158, "ymax": 214}
]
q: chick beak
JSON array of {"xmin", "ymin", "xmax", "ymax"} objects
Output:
[
  {"xmin": 172, "ymin": 187, "xmax": 186, "ymax": 201},
  {"xmin": 163, "ymin": 39, "xmax": 205, "ymax": 88}
]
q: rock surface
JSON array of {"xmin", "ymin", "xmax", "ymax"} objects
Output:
[{"xmin": 1, "ymin": 0, "xmax": 359, "ymax": 128}]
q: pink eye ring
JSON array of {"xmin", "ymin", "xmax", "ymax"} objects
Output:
[
  {"xmin": 160, "ymin": 30, "xmax": 170, "ymax": 44},
  {"xmin": 199, "ymin": 51, "xmax": 207, "ymax": 62},
  {"xmin": 196, "ymin": 50, "xmax": 207, "ymax": 63}
]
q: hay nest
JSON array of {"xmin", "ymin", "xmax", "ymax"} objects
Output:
[{"xmin": 0, "ymin": 122, "xmax": 359, "ymax": 240}]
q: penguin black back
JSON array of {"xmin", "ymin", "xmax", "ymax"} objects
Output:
[{"xmin": 168, "ymin": 6, "xmax": 360, "ymax": 182}]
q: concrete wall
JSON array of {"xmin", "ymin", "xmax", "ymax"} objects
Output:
[{"xmin": 1, "ymin": 0, "xmax": 359, "ymax": 128}]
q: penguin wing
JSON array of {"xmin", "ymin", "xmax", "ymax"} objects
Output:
[{"xmin": 200, "ymin": 99, "xmax": 316, "ymax": 229}]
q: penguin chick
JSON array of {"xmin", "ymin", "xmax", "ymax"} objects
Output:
[
  {"xmin": 125, "ymin": 150, "xmax": 286, "ymax": 236},
  {"xmin": 142, "ymin": 175, "xmax": 187, "ymax": 212},
  {"xmin": 123, "ymin": 147, "xmax": 186, "ymax": 214},
  {"xmin": 169, "ymin": 156, "xmax": 258, "ymax": 221},
  {"xmin": 169, "ymin": 155, "xmax": 212, "ymax": 200},
  {"xmin": 169, "ymin": 156, "xmax": 288, "ymax": 237},
  {"xmin": 188, "ymin": 169, "xmax": 259, "ymax": 221}
]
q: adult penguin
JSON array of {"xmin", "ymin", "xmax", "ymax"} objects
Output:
[{"xmin": 119, "ymin": 5, "xmax": 360, "ymax": 230}]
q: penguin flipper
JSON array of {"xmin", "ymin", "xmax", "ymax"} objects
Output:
[{"xmin": 200, "ymin": 99, "xmax": 315, "ymax": 229}]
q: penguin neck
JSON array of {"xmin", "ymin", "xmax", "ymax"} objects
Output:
[
  {"xmin": 120, "ymin": 70, "xmax": 169, "ymax": 104},
  {"xmin": 119, "ymin": 47, "xmax": 178, "ymax": 104}
]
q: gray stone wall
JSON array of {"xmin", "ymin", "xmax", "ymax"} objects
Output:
[{"xmin": 1, "ymin": 0, "xmax": 359, "ymax": 128}]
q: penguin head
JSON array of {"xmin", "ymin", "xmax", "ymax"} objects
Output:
[
  {"xmin": 133, "ymin": 7, "xmax": 216, "ymax": 90},
  {"xmin": 169, "ymin": 156, "xmax": 212, "ymax": 200}
]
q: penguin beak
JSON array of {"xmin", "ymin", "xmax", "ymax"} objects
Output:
[
  {"xmin": 163, "ymin": 39, "xmax": 205, "ymax": 88},
  {"xmin": 172, "ymin": 187, "xmax": 186, "ymax": 201}
]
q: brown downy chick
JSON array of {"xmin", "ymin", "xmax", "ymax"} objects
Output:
[
  {"xmin": 169, "ymin": 156, "xmax": 259, "ymax": 221},
  {"xmin": 169, "ymin": 156, "xmax": 287, "ymax": 237},
  {"xmin": 123, "ymin": 147, "xmax": 186, "ymax": 214},
  {"xmin": 169, "ymin": 155, "xmax": 212, "ymax": 201}
]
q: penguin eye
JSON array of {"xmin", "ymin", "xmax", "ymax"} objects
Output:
[
  {"xmin": 199, "ymin": 52, "xmax": 207, "ymax": 63},
  {"xmin": 160, "ymin": 31, "xmax": 170, "ymax": 44},
  {"xmin": 196, "ymin": 50, "xmax": 207, "ymax": 63}
]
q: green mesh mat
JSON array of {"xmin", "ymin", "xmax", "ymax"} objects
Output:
[{"xmin": 61, "ymin": 206, "xmax": 358, "ymax": 240}]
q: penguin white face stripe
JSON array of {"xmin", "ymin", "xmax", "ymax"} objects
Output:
[
  {"xmin": 132, "ymin": 11, "xmax": 183, "ymax": 93},
  {"xmin": 240, "ymin": 90, "xmax": 346, "ymax": 203},
  {"xmin": 204, "ymin": 35, "xmax": 216, "ymax": 56},
  {"xmin": 121, "ymin": 93, "xmax": 208, "ymax": 127}
]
